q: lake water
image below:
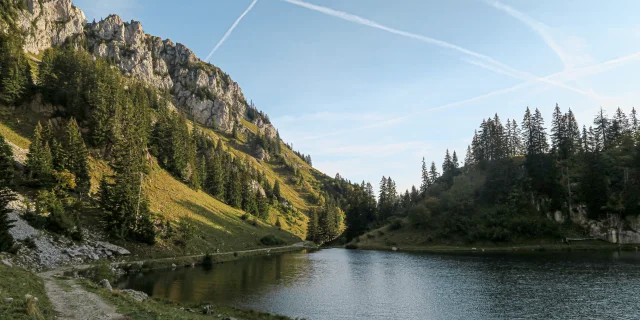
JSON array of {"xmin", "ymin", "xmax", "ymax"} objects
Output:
[{"xmin": 116, "ymin": 248, "xmax": 640, "ymax": 319}]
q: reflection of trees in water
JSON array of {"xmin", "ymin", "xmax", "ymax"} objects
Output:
[{"xmin": 121, "ymin": 252, "xmax": 312, "ymax": 304}]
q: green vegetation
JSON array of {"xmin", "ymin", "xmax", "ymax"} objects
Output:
[
  {"xmin": 80, "ymin": 279, "xmax": 295, "ymax": 320},
  {"xmin": 0, "ymin": 264, "xmax": 55, "ymax": 320},
  {"xmin": 345, "ymin": 104, "xmax": 640, "ymax": 249}
]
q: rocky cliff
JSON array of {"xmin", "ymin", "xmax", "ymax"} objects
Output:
[{"xmin": 13, "ymin": 0, "xmax": 277, "ymax": 136}]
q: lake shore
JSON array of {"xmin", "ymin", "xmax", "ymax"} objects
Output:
[{"xmin": 348, "ymin": 241, "xmax": 640, "ymax": 253}]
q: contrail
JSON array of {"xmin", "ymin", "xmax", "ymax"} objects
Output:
[
  {"xmin": 281, "ymin": 0, "xmax": 525, "ymax": 79},
  {"xmin": 294, "ymin": 51, "xmax": 640, "ymax": 142},
  {"xmin": 280, "ymin": 0, "xmax": 601, "ymax": 100},
  {"xmin": 205, "ymin": 0, "xmax": 258, "ymax": 61},
  {"xmin": 484, "ymin": 0, "xmax": 570, "ymax": 68}
]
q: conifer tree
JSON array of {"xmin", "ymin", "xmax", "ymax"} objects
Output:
[
  {"xmin": 452, "ymin": 151, "xmax": 459, "ymax": 169},
  {"xmin": 631, "ymin": 107, "xmax": 639, "ymax": 136},
  {"xmin": 464, "ymin": 145, "xmax": 474, "ymax": 167},
  {"xmin": 273, "ymin": 180, "xmax": 282, "ymax": 201},
  {"xmin": 26, "ymin": 123, "xmax": 53, "ymax": 184},
  {"xmin": 0, "ymin": 135, "xmax": 15, "ymax": 253},
  {"xmin": 61, "ymin": 118, "xmax": 90, "ymax": 192},
  {"xmin": 550, "ymin": 103, "xmax": 564, "ymax": 153},
  {"xmin": 420, "ymin": 157, "xmax": 429, "ymax": 194},
  {"xmin": 442, "ymin": 149, "xmax": 452, "ymax": 173},
  {"xmin": 594, "ymin": 108, "xmax": 609, "ymax": 149},
  {"xmin": 429, "ymin": 162, "xmax": 439, "ymax": 185}
]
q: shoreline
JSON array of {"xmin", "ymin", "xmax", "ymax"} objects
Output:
[{"xmin": 347, "ymin": 242, "xmax": 640, "ymax": 254}]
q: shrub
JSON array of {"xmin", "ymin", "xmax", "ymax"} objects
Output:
[
  {"xmin": 175, "ymin": 218, "xmax": 195, "ymax": 247},
  {"xmin": 240, "ymin": 213, "xmax": 249, "ymax": 221},
  {"xmin": 260, "ymin": 235, "xmax": 285, "ymax": 246},
  {"xmin": 82, "ymin": 261, "xmax": 114, "ymax": 283},
  {"xmin": 202, "ymin": 253, "xmax": 213, "ymax": 270},
  {"xmin": 387, "ymin": 218, "xmax": 403, "ymax": 231},
  {"xmin": 345, "ymin": 243, "xmax": 358, "ymax": 249}
]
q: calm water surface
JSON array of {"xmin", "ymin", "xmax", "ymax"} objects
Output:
[{"xmin": 117, "ymin": 249, "xmax": 640, "ymax": 319}]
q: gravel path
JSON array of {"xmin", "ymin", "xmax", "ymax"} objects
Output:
[{"xmin": 40, "ymin": 271, "xmax": 126, "ymax": 320}]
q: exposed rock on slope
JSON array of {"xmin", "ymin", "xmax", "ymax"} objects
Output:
[
  {"xmin": 14, "ymin": 0, "xmax": 278, "ymax": 137},
  {"xmin": 16, "ymin": 0, "xmax": 86, "ymax": 54}
]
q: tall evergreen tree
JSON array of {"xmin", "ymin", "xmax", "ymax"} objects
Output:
[
  {"xmin": 429, "ymin": 162, "xmax": 439, "ymax": 185},
  {"xmin": 594, "ymin": 108, "xmax": 610, "ymax": 149},
  {"xmin": 25, "ymin": 123, "xmax": 53, "ymax": 184},
  {"xmin": 420, "ymin": 157, "xmax": 429, "ymax": 194},
  {"xmin": 0, "ymin": 135, "xmax": 15, "ymax": 253},
  {"xmin": 452, "ymin": 151, "xmax": 459, "ymax": 169}
]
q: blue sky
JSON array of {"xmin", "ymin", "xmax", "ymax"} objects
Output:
[{"xmin": 76, "ymin": 0, "xmax": 640, "ymax": 193}]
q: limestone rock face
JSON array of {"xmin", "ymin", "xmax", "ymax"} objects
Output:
[
  {"xmin": 15, "ymin": 1, "xmax": 249, "ymax": 134},
  {"xmin": 83, "ymin": 15, "xmax": 243, "ymax": 133},
  {"xmin": 16, "ymin": 0, "xmax": 86, "ymax": 54}
]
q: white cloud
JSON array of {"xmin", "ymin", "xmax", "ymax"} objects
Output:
[{"xmin": 205, "ymin": 0, "xmax": 259, "ymax": 61}]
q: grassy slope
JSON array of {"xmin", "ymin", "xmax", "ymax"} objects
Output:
[
  {"xmin": 0, "ymin": 264, "xmax": 55, "ymax": 320},
  {"xmin": 0, "ymin": 106, "xmax": 301, "ymax": 259}
]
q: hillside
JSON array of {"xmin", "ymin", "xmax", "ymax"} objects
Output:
[{"xmin": 0, "ymin": 0, "xmax": 346, "ymax": 261}]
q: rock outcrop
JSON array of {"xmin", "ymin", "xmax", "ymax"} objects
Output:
[
  {"xmin": 6, "ymin": 197, "xmax": 130, "ymax": 271},
  {"xmin": 16, "ymin": 0, "xmax": 86, "ymax": 54},
  {"xmin": 569, "ymin": 206, "xmax": 640, "ymax": 244},
  {"xmin": 13, "ymin": 0, "xmax": 259, "ymax": 135}
]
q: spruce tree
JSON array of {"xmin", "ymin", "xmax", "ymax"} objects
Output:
[
  {"xmin": 0, "ymin": 187, "xmax": 15, "ymax": 253},
  {"xmin": 550, "ymin": 103, "xmax": 564, "ymax": 152},
  {"xmin": 452, "ymin": 151, "xmax": 459, "ymax": 169},
  {"xmin": 0, "ymin": 135, "xmax": 15, "ymax": 253},
  {"xmin": 26, "ymin": 123, "xmax": 53, "ymax": 184},
  {"xmin": 273, "ymin": 180, "xmax": 282, "ymax": 201},
  {"xmin": 420, "ymin": 157, "xmax": 429, "ymax": 194},
  {"xmin": 62, "ymin": 118, "xmax": 90, "ymax": 192},
  {"xmin": 429, "ymin": 162, "xmax": 439, "ymax": 185},
  {"xmin": 594, "ymin": 108, "xmax": 609, "ymax": 149},
  {"xmin": 631, "ymin": 107, "xmax": 638, "ymax": 136},
  {"xmin": 442, "ymin": 149, "xmax": 452, "ymax": 173}
]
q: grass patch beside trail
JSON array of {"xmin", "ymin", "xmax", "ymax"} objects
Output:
[
  {"xmin": 80, "ymin": 280, "xmax": 295, "ymax": 320},
  {"xmin": 0, "ymin": 264, "xmax": 55, "ymax": 320}
]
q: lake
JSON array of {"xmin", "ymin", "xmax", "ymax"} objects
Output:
[{"xmin": 116, "ymin": 248, "xmax": 640, "ymax": 319}]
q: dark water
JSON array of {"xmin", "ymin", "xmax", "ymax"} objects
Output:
[{"xmin": 116, "ymin": 249, "xmax": 640, "ymax": 319}]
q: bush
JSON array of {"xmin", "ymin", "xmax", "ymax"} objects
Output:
[
  {"xmin": 202, "ymin": 253, "xmax": 214, "ymax": 270},
  {"xmin": 387, "ymin": 218, "xmax": 403, "ymax": 231},
  {"xmin": 345, "ymin": 243, "xmax": 358, "ymax": 249},
  {"xmin": 81, "ymin": 261, "xmax": 114, "ymax": 283},
  {"xmin": 175, "ymin": 218, "xmax": 194, "ymax": 247},
  {"xmin": 240, "ymin": 213, "xmax": 249, "ymax": 221},
  {"xmin": 260, "ymin": 235, "xmax": 285, "ymax": 246}
]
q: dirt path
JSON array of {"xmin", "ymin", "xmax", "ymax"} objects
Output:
[
  {"xmin": 37, "ymin": 241, "xmax": 311, "ymax": 319},
  {"xmin": 40, "ymin": 271, "xmax": 125, "ymax": 320}
]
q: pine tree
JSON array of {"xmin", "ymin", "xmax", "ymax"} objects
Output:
[
  {"xmin": 273, "ymin": 180, "xmax": 281, "ymax": 201},
  {"xmin": 442, "ymin": 149, "xmax": 452, "ymax": 173},
  {"xmin": 464, "ymin": 145, "xmax": 474, "ymax": 168},
  {"xmin": 452, "ymin": 151, "xmax": 459, "ymax": 169},
  {"xmin": 429, "ymin": 162, "xmax": 439, "ymax": 185},
  {"xmin": 420, "ymin": 157, "xmax": 429, "ymax": 194},
  {"xmin": 0, "ymin": 187, "xmax": 15, "ymax": 253},
  {"xmin": 26, "ymin": 123, "xmax": 53, "ymax": 184},
  {"xmin": 631, "ymin": 107, "xmax": 639, "ymax": 136},
  {"xmin": 510, "ymin": 119, "xmax": 522, "ymax": 156},
  {"xmin": 62, "ymin": 118, "xmax": 90, "ymax": 192},
  {"xmin": 594, "ymin": 108, "xmax": 609, "ymax": 149},
  {"xmin": 550, "ymin": 103, "xmax": 564, "ymax": 152}
]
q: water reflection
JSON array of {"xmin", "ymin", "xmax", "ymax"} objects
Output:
[{"xmin": 117, "ymin": 249, "xmax": 640, "ymax": 320}]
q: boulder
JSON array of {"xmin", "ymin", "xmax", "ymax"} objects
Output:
[
  {"xmin": 202, "ymin": 305, "xmax": 214, "ymax": 315},
  {"xmin": 99, "ymin": 279, "xmax": 113, "ymax": 292},
  {"xmin": 121, "ymin": 289, "xmax": 148, "ymax": 302},
  {"xmin": 96, "ymin": 241, "xmax": 131, "ymax": 256}
]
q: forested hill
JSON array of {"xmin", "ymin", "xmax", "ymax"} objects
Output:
[
  {"xmin": 0, "ymin": 0, "xmax": 351, "ymax": 257},
  {"xmin": 345, "ymin": 104, "xmax": 640, "ymax": 249}
]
